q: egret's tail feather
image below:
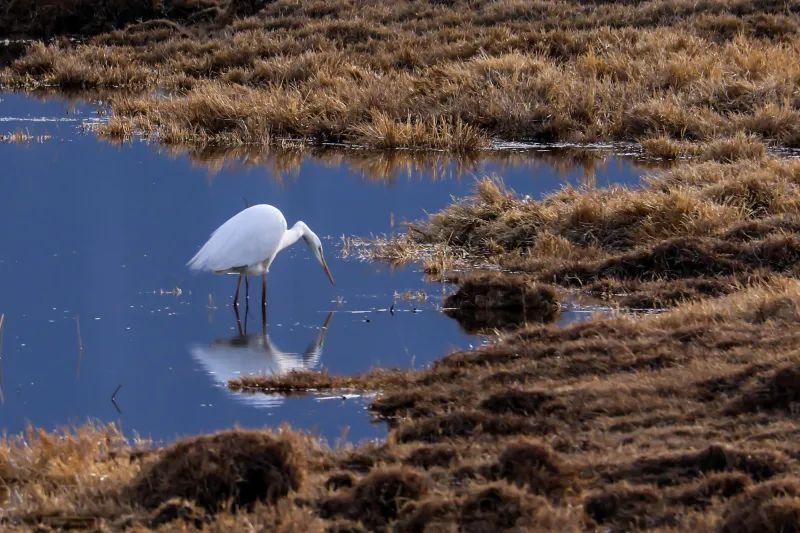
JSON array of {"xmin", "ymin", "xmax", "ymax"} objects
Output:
[{"xmin": 187, "ymin": 246, "xmax": 211, "ymax": 271}]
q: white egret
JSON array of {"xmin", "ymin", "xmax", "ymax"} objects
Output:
[{"xmin": 188, "ymin": 204, "xmax": 334, "ymax": 308}]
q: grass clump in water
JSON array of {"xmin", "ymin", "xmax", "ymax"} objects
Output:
[{"xmin": 444, "ymin": 272, "xmax": 559, "ymax": 332}]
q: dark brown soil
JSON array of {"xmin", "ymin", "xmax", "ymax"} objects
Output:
[{"xmin": 0, "ymin": 0, "xmax": 223, "ymax": 37}]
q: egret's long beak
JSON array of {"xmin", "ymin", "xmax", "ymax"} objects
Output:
[{"xmin": 321, "ymin": 257, "xmax": 335, "ymax": 286}]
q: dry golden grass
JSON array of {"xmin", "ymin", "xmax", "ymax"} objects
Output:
[
  {"xmin": 376, "ymin": 157, "xmax": 800, "ymax": 309},
  {"xmin": 641, "ymin": 133, "xmax": 768, "ymax": 161},
  {"xmin": 2, "ymin": 0, "xmax": 800, "ymax": 150}
]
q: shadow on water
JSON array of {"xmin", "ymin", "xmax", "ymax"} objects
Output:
[{"xmin": 0, "ymin": 92, "xmax": 652, "ymax": 444}]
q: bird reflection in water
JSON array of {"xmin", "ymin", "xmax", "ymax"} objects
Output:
[{"xmin": 190, "ymin": 310, "xmax": 333, "ymax": 408}]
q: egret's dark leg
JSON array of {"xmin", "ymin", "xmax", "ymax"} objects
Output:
[
  {"xmin": 261, "ymin": 273, "xmax": 267, "ymax": 330},
  {"xmin": 244, "ymin": 276, "xmax": 250, "ymax": 318},
  {"xmin": 233, "ymin": 302, "xmax": 243, "ymax": 336},
  {"xmin": 233, "ymin": 274, "xmax": 242, "ymax": 307},
  {"xmin": 244, "ymin": 282, "xmax": 250, "ymax": 320},
  {"xmin": 243, "ymin": 297, "xmax": 249, "ymax": 335}
]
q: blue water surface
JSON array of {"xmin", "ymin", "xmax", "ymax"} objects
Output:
[{"xmin": 0, "ymin": 93, "xmax": 645, "ymax": 444}]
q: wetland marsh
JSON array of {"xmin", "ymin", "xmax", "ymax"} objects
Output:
[{"xmin": 2, "ymin": 1, "xmax": 800, "ymax": 530}]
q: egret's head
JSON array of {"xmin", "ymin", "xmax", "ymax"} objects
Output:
[{"xmin": 301, "ymin": 224, "xmax": 335, "ymax": 286}]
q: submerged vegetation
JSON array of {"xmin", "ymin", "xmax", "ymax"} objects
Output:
[{"xmin": 3, "ymin": 0, "xmax": 800, "ymax": 150}]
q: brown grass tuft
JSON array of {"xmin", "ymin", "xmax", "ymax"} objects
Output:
[
  {"xmin": 727, "ymin": 363, "xmax": 800, "ymax": 414},
  {"xmin": 149, "ymin": 497, "xmax": 207, "ymax": 529},
  {"xmin": 395, "ymin": 411, "xmax": 532, "ymax": 444},
  {"xmin": 670, "ymin": 473, "xmax": 751, "ymax": 508},
  {"xmin": 325, "ymin": 472, "xmax": 355, "ymax": 491},
  {"xmin": 719, "ymin": 478, "xmax": 800, "ymax": 533},
  {"xmin": 608, "ymin": 444, "xmax": 788, "ymax": 486},
  {"xmin": 459, "ymin": 483, "xmax": 562, "ymax": 531},
  {"xmin": 700, "ymin": 133, "xmax": 767, "ymax": 163},
  {"xmin": 583, "ymin": 482, "xmax": 661, "ymax": 529},
  {"xmin": 494, "ymin": 439, "xmax": 574, "ymax": 498},
  {"xmin": 479, "ymin": 388, "xmax": 562, "ymax": 417},
  {"xmin": 641, "ymin": 133, "xmax": 767, "ymax": 162},
  {"xmin": 404, "ymin": 444, "xmax": 458, "ymax": 470},
  {"xmin": 320, "ymin": 467, "xmax": 430, "ymax": 528},
  {"xmin": 128, "ymin": 429, "xmax": 305, "ymax": 512}
]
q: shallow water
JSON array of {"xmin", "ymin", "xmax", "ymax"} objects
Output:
[{"xmin": 0, "ymin": 93, "xmax": 646, "ymax": 444}]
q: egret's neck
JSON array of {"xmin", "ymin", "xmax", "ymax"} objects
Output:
[{"xmin": 278, "ymin": 221, "xmax": 309, "ymax": 252}]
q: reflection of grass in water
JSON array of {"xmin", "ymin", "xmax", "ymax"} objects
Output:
[{"xmin": 132, "ymin": 140, "xmax": 653, "ymax": 183}]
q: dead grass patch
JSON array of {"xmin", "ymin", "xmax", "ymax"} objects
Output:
[
  {"xmin": 379, "ymin": 158, "xmax": 800, "ymax": 312},
  {"xmin": 726, "ymin": 363, "xmax": 800, "ymax": 414},
  {"xmin": 319, "ymin": 466, "xmax": 430, "ymax": 528},
  {"xmin": 641, "ymin": 133, "xmax": 767, "ymax": 162},
  {"xmin": 493, "ymin": 439, "xmax": 575, "ymax": 499},
  {"xmin": 128, "ymin": 429, "xmax": 305, "ymax": 512},
  {"xmin": 5, "ymin": 1, "xmax": 800, "ymax": 150},
  {"xmin": 719, "ymin": 478, "xmax": 800, "ymax": 533}
]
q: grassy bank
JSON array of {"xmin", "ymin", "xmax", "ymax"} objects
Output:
[
  {"xmin": 3, "ymin": 280, "xmax": 800, "ymax": 530},
  {"xmin": 372, "ymin": 153, "xmax": 800, "ymax": 309},
  {"xmin": 2, "ymin": 0, "xmax": 800, "ymax": 150}
]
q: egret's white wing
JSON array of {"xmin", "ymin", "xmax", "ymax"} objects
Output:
[{"xmin": 188, "ymin": 204, "xmax": 287, "ymax": 272}]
